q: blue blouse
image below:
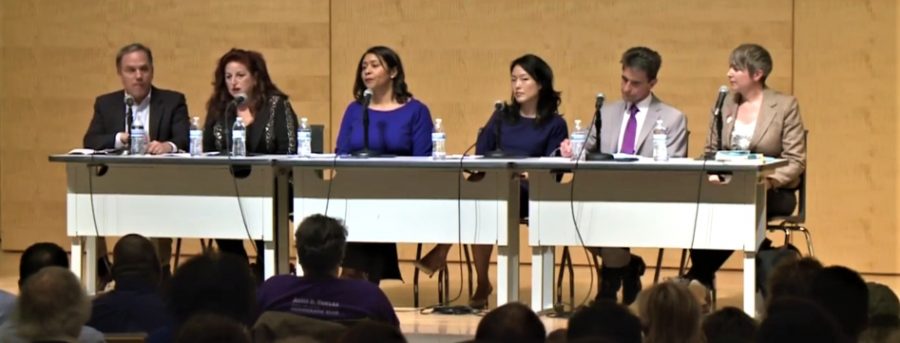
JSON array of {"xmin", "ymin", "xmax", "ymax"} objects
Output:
[
  {"xmin": 335, "ymin": 99, "xmax": 434, "ymax": 156},
  {"xmin": 476, "ymin": 114, "xmax": 569, "ymax": 157}
]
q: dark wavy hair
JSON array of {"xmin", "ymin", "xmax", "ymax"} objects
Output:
[
  {"xmin": 352, "ymin": 46, "xmax": 413, "ymax": 104},
  {"xmin": 504, "ymin": 54, "xmax": 561, "ymax": 126},
  {"xmin": 205, "ymin": 48, "xmax": 286, "ymax": 128}
]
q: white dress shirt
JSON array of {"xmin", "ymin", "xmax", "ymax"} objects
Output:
[
  {"xmin": 114, "ymin": 90, "xmax": 178, "ymax": 152},
  {"xmin": 616, "ymin": 94, "xmax": 652, "ymax": 154}
]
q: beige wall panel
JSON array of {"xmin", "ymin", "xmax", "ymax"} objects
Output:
[
  {"xmin": 0, "ymin": 0, "xmax": 330, "ymax": 250},
  {"xmin": 794, "ymin": 0, "xmax": 898, "ymax": 274}
]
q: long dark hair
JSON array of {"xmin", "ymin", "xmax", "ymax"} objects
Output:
[
  {"xmin": 205, "ymin": 48, "xmax": 286, "ymax": 127},
  {"xmin": 352, "ymin": 46, "xmax": 413, "ymax": 104},
  {"xmin": 505, "ymin": 54, "xmax": 561, "ymax": 126}
]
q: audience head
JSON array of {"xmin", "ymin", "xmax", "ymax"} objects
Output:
[
  {"xmin": 862, "ymin": 283, "xmax": 900, "ymax": 343},
  {"xmin": 340, "ymin": 320, "xmax": 406, "ymax": 343},
  {"xmin": 619, "ymin": 46, "xmax": 661, "ymax": 104},
  {"xmin": 702, "ymin": 306, "xmax": 757, "ymax": 343},
  {"xmin": 766, "ymin": 256, "xmax": 823, "ymax": 309},
  {"xmin": 168, "ymin": 252, "xmax": 257, "ymax": 326},
  {"xmin": 729, "ymin": 43, "xmax": 773, "ymax": 89},
  {"xmin": 758, "ymin": 297, "xmax": 843, "ymax": 343},
  {"xmin": 116, "ymin": 43, "xmax": 154, "ymax": 101},
  {"xmin": 175, "ymin": 313, "xmax": 251, "ymax": 343},
  {"xmin": 112, "ymin": 233, "xmax": 161, "ymax": 285},
  {"xmin": 475, "ymin": 302, "xmax": 546, "ymax": 343},
  {"xmin": 13, "ymin": 266, "xmax": 91, "ymax": 341},
  {"xmin": 506, "ymin": 54, "xmax": 561, "ymax": 125},
  {"xmin": 867, "ymin": 282, "xmax": 900, "ymax": 320},
  {"xmin": 353, "ymin": 46, "xmax": 412, "ymax": 104},
  {"xmin": 810, "ymin": 265, "xmax": 869, "ymax": 340},
  {"xmin": 206, "ymin": 48, "xmax": 285, "ymax": 124},
  {"xmin": 567, "ymin": 299, "xmax": 641, "ymax": 343},
  {"xmin": 19, "ymin": 242, "xmax": 69, "ymax": 287},
  {"xmin": 638, "ymin": 281, "xmax": 703, "ymax": 343},
  {"xmin": 295, "ymin": 214, "xmax": 347, "ymax": 277}
]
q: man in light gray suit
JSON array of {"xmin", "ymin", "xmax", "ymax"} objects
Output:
[{"xmin": 560, "ymin": 46, "xmax": 687, "ymax": 305}]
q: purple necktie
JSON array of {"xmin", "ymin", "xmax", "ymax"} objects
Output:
[{"xmin": 620, "ymin": 103, "xmax": 639, "ymax": 154}]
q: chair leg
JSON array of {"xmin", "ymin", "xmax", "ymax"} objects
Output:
[
  {"xmin": 678, "ymin": 249, "xmax": 688, "ymax": 277},
  {"xmin": 653, "ymin": 248, "xmax": 664, "ymax": 284},
  {"xmin": 463, "ymin": 245, "xmax": 474, "ymax": 299},
  {"xmin": 173, "ymin": 238, "xmax": 182, "ymax": 268},
  {"xmin": 566, "ymin": 248, "xmax": 575, "ymax": 307},
  {"xmin": 555, "ymin": 247, "xmax": 570, "ymax": 306},
  {"xmin": 414, "ymin": 243, "xmax": 422, "ymax": 308},
  {"xmin": 798, "ymin": 226, "xmax": 814, "ymax": 256}
]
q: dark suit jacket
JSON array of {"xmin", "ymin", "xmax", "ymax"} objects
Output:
[
  {"xmin": 705, "ymin": 88, "xmax": 806, "ymax": 189},
  {"xmin": 83, "ymin": 86, "xmax": 190, "ymax": 151},
  {"xmin": 203, "ymin": 94, "xmax": 298, "ymax": 154}
]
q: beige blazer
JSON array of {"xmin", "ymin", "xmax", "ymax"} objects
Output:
[
  {"xmin": 584, "ymin": 94, "xmax": 688, "ymax": 158},
  {"xmin": 705, "ymin": 88, "xmax": 806, "ymax": 189}
]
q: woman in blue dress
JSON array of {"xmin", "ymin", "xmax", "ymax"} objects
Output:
[
  {"xmin": 415, "ymin": 54, "xmax": 568, "ymax": 308},
  {"xmin": 335, "ymin": 46, "xmax": 434, "ymax": 284}
]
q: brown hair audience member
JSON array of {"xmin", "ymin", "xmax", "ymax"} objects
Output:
[
  {"xmin": 638, "ymin": 282, "xmax": 703, "ymax": 343},
  {"xmin": 702, "ymin": 306, "xmax": 757, "ymax": 343},
  {"xmin": 474, "ymin": 302, "xmax": 545, "ymax": 343}
]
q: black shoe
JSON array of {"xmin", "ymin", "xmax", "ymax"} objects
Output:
[
  {"xmin": 597, "ymin": 265, "xmax": 624, "ymax": 302},
  {"xmin": 622, "ymin": 255, "xmax": 646, "ymax": 305}
]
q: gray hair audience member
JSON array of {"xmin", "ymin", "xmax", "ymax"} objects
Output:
[
  {"xmin": 474, "ymin": 302, "xmax": 545, "ymax": 343},
  {"xmin": 702, "ymin": 306, "xmax": 757, "ymax": 343},
  {"xmin": 810, "ymin": 265, "xmax": 870, "ymax": 341},
  {"xmin": 567, "ymin": 299, "xmax": 641, "ymax": 343},
  {"xmin": 638, "ymin": 281, "xmax": 703, "ymax": 343},
  {"xmin": 12, "ymin": 266, "xmax": 93, "ymax": 342}
]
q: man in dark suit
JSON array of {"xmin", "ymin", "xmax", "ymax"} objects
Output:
[{"xmin": 83, "ymin": 43, "xmax": 189, "ymax": 277}]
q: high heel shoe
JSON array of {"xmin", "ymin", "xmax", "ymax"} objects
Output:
[
  {"xmin": 413, "ymin": 259, "xmax": 446, "ymax": 278},
  {"xmin": 468, "ymin": 283, "xmax": 494, "ymax": 309}
]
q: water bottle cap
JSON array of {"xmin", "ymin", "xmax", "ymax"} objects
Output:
[{"xmin": 301, "ymin": 117, "xmax": 308, "ymax": 122}]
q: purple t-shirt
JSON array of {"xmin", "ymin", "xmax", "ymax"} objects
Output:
[
  {"xmin": 334, "ymin": 99, "xmax": 434, "ymax": 156},
  {"xmin": 256, "ymin": 275, "xmax": 399, "ymax": 327}
]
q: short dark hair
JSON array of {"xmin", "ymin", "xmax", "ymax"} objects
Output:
[
  {"xmin": 475, "ymin": 302, "xmax": 545, "ymax": 343},
  {"xmin": 567, "ymin": 300, "xmax": 641, "ymax": 343},
  {"xmin": 353, "ymin": 46, "xmax": 413, "ymax": 104},
  {"xmin": 505, "ymin": 54, "xmax": 562, "ymax": 126},
  {"xmin": 702, "ymin": 307, "xmax": 757, "ymax": 343},
  {"xmin": 112, "ymin": 234, "xmax": 161, "ymax": 284},
  {"xmin": 729, "ymin": 44, "xmax": 773, "ymax": 85},
  {"xmin": 19, "ymin": 242, "xmax": 69, "ymax": 286},
  {"xmin": 116, "ymin": 43, "xmax": 154, "ymax": 70},
  {"xmin": 766, "ymin": 257, "xmax": 823, "ymax": 309},
  {"xmin": 167, "ymin": 253, "xmax": 257, "ymax": 325},
  {"xmin": 810, "ymin": 265, "xmax": 869, "ymax": 339},
  {"xmin": 294, "ymin": 214, "xmax": 347, "ymax": 276},
  {"xmin": 758, "ymin": 298, "xmax": 843, "ymax": 343},
  {"xmin": 620, "ymin": 46, "xmax": 662, "ymax": 81}
]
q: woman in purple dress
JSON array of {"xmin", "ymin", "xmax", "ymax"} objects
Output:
[
  {"xmin": 335, "ymin": 46, "xmax": 434, "ymax": 284},
  {"xmin": 415, "ymin": 54, "xmax": 568, "ymax": 308}
]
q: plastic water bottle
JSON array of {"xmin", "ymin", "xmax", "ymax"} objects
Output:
[
  {"xmin": 297, "ymin": 117, "xmax": 312, "ymax": 157},
  {"xmin": 570, "ymin": 119, "xmax": 587, "ymax": 161},
  {"xmin": 232, "ymin": 117, "xmax": 246, "ymax": 157},
  {"xmin": 432, "ymin": 118, "xmax": 446, "ymax": 160},
  {"xmin": 189, "ymin": 116, "xmax": 202, "ymax": 156},
  {"xmin": 130, "ymin": 116, "xmax": 147, "ymax": 155},
  {"xmin": 652, "ymin": 119, "xmax": 668, "ymax": 161}
]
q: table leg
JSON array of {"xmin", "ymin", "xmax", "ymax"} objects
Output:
[{"xmin": 531, "ymin": 246, "xmax": 554, "ymax": 312}]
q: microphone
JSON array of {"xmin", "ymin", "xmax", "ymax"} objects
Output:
[
  {"xmin": 484, "ymin": 101, "xmax": 510, "ymax": 159},
  {"xmin": 586, "ymin": 92, "xmax": 613, "ymax": 161},
  {"xmin": 123, "ymin": 94, "xmax": 135, "ymax": 154},
  {"xmin": 707, "ymin": 86, "xmax": 728, "ymax": 159},
  {"xmin": 232, "ymin": 93, "xmax": 247, "ymax": 106},
  {"xmin": 353, "ymin": 89, "xmax": 378, "ymax": 157}
]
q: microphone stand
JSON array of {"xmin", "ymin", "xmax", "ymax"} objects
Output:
[
  {"xmin": 352, "ymin": 94, "xmax": 379, "ymax": 158},
  {"xmin": 484, "ymin": 103, "xmax": 517, "ymax": 159},
  {"xmin": 586, "ymin": 99, "xmax": 612, "ymax": 161}
]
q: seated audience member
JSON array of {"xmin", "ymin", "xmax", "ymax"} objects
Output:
[
  {"xmin": 810, "ymin": 265, "xmax": 869, "ymax": 342},
  {"xmin": 256, "ymin": 214, "xmax": 399, "ymax": 326},
  {"xmin": 339, "ymin": 320, "xmax": 406, "ymax": 343},
  {"xmin": 0, "ymin": 289, "xmax": 14, "ymax": 324},
  {"xmin": 88, "ymin": 234, "xmax": 170, "ymax": 333},
  {"xmin": 546, "ymin": 328, "xmax": 567, "ymax": 343},
  {"xmin": 0, "ymin": 267, "xmax": 96, "ymax": 343},
  {"xmin": 702, "ymin": 307, "xmax": 757, "ymax": 343},
  {"xmin": 567, "ymin": 299, "xmax": 641, "ymax": 343},
  {"xmin": 638, "ymin": 282, "xmax": 703, "ymax": 343},
  {"xmin": 765, "ymin": 256, "xmax": 823, "ymax": 310},
  {"xmin": 147, "ymin": 252, "xmax": 257, "ymax": 343},
  {"xmin": 860, "ymin": 282, "xmax": 900, "ymax": 343},
  {"xmin": 757, "ymin": 298, "xmax": 843, "ymax": 343},
  {"xmin": 0, "ymin": 242, "xmax": 104, "ymax": 343},
  {"xmin": 474, "ymin": 302, "xmax": 545, "ymax": 343},
  {"xmin": 175, "ymin": 313, "xmax": 251, "ymax": 343}
]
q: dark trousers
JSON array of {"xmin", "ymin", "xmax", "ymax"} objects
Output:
[
  {"xmin": 686, "ymin": 188, "xmax": 797, "ymax": 286},
  {"xmin": 216, "ymin": 239, "xmax": 265, "ymax": 276}
]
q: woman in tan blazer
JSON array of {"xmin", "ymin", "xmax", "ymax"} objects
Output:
[{"xmin": 685, "ymin": 43, "xmax": 807, "ymax": 296}]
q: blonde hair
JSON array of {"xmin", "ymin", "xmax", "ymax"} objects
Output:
[{"xmin": 638, "ymin": 282, "xmax": 704, "ymax": 343}]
